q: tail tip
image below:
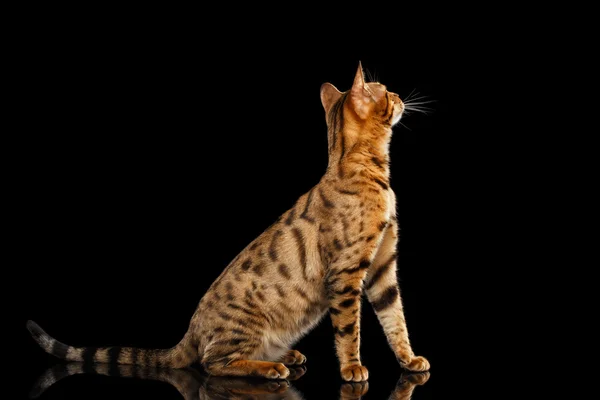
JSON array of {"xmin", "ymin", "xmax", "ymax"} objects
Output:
[{"xmin": 27, "ymin": 320, "xmax": 44, "ymax": 339}]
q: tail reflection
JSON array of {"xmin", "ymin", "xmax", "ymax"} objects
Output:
[
  {"xmin": 339, "ymin": 372, "xmax": 430, "ymax": 400},
  {"xmin": 30, "ymin": 362, "xmax": 307, "ymax": 400}
]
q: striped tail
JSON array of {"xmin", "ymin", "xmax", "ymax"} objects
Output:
[
  {"xmin": 26, "ymin": 320, "xmax": 197, "ymax": 369},
  {"xmin": 29, "ymin": 362, "xmax": 205, "ymax": 399}
]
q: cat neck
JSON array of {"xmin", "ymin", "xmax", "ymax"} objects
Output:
[{"xmin": 326, "ymin": 123, "xmax": 392, "ymax": 181}]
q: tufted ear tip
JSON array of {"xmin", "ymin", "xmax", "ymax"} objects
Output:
[
  {"xmin": 350, "ymin": 62, "xmax": 370, "ymax": 119},
  {"xmin": 353, "ymin": 61, "xmax": 365, "ymax": 89}
]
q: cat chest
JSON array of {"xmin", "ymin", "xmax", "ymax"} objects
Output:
[
  {"xmin": 322, "ymin": 188, "xmax": 395, "ymax": 239},
  {"xmin": 362, "ymin": 187, "xmax": 395, "ymax": 222}
]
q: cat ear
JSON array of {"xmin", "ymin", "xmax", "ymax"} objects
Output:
[
  {"xmin": 320, "ymin": 83, "xmax": 342, "ymax": 114},
  {"xmin": 350, "ymin": 61, "xmax": 371, "ymax": 119}
]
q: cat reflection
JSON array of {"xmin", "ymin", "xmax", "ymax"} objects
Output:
[
  {"xmin": 339, "ymin": 372, "xmax": 429, "ymax": 400},
  {"xmin": 30, "ymin": 362, "xmax": 429, "ymax": 400},
  {"xmin": 30, "ymin": 362, "xmax": 305, "ymax": 400}
]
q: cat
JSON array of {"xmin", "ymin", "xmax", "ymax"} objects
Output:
[
  {"xmin": 27, "ymin": 62, "xmax": 430, "ymax": 382},
  {"xmin": 29, "ymin": 362, "xmax": 302, "ymax": 400}
]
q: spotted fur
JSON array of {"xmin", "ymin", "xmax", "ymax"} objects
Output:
[{"xmin": 27, "ymin": 62, "xmax": 429, "ymax": 381}]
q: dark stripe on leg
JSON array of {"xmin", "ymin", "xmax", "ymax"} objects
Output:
[
  {"xmin": 335, "ymin": 285, "xmax": 357, "ymax": 295},
  {"xmin": 335, "ymin": 322, "xmax": 355, "ymax": 337},
  {"xmin": 339, "ymin": 298, "xmax": 356, "ymax": 308},
  {"xmin": 366, "ymin": 254, "xmax": 397, "ymax": 290},
  {"xmin": 372, "ymin": 286, "xmax": 400, "ymax": 312}
]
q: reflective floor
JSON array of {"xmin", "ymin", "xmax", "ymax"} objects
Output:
[{"xmin": 22, "ymin": 361, "xmax": 432, "ymax": 399}]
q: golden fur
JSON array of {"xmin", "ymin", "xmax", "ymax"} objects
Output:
[{"xmin": 28, "ymin": 62, "xmax": 430, "ymax": 381}]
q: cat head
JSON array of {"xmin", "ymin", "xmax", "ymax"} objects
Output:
[{"xmin": 320, "ymin": 62, "xmax": 404, "ymax": 127}]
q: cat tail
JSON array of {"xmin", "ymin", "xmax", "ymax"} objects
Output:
[{"xmin": 26, "ymin": 320, "xmax": 197, "ymax": 369}]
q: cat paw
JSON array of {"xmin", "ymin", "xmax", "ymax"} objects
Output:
[
  {"xmin": 341, "ymin": 365, "xmax": 369, "ymax": 382},
  {"xmin": 402, "ymin": 356, "xmax": 430, "ymax": 372},
  {"xmin": 262, "ymin": 363, "xmax": 290, "ymax": 379},
  {"xmin": 282, "ymin": 349, "xmax": 307, "ymax": 365},
  {"xmin": 340, "ymin": 381, "xmax": 369, "ymax": 399}
]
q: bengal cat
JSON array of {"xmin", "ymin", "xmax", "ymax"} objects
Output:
[{"xmin": 27, "ymin": 62, "xmax": 430, "ymax": 382}]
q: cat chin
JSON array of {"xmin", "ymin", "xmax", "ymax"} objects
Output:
[{"xmin": 391, "ymin": 114, "xmax": 403, "ymax": 126}]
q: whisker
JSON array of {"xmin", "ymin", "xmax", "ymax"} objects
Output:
[
  {"xmin": 404, "ymin": 107, "xmax": 433, "ymax": 115},
  {"xmin": 404, "ymin": 97, "xmax": 436, "ymax": 104},
  {"xmin": 398, "ymin": 121, "xmax": 413, "ymax": 131},
  {"xmin": 403, "ymin": 89, "xmax": 419, "ymax": 101},
  {"xmin": 404, "ymin": 102, "xmax": 436, "ymax": 109},
  {"xmin": 404, "ymin": 98, "xmax": 434, "ymax": 106},
  {"xmin": 403, "ymin": 97, "xmax": 437, "ymax": 115},
  {"xmin": 404, "ymin": 102, "xmax": 435, "ymax": 114}
]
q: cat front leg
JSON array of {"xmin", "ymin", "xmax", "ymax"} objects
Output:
[
  {"xmin": 365, "ymin": 219, "xmax": 430, "ymax": 372},
  {"xmin": 326, "ymin": 256, "xmax": 374, "ymax": 382}
]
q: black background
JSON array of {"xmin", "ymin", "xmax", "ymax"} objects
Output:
[{"xmin": 8, "ymin": 5, "xmax": 523, "ymax": 399}]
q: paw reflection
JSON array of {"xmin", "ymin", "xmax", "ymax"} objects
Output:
[
  {"xmin": 338, "ymin": 371, "xmax": 430, "ymax": 400},
  {"xmin": 29, "ymin": 362, "xmax": 306, "ymax": 399},
  {"xmin": 287, "ymin": 365, "xmax": 307, "ymax": 381},
  {"xmin": 389, "ymin": 372, "xmax": 430, "ymax": 400},
  {"xmin": 340, "ymin": 381, "xmax": 369, "ymax": 399}
]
